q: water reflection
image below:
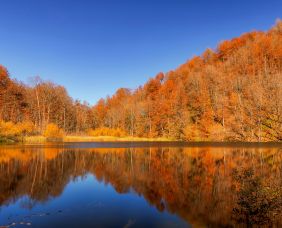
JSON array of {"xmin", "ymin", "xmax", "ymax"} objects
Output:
[{"xmin": 0, "ymin": 145, "xmax": 282, "ymax": 227}]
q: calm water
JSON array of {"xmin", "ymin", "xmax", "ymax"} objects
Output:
[{"xmin": 0, "ymin": 142, "xmax": 281, "ymax": 227}]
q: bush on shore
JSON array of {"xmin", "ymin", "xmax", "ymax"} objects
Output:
[
  {"xmin": 43, "ymin": 123, "xmax": 64, "ymax": 139},
  {"xmin": 0, "ymin": 120, "xmax": 36, "ymax": 137}
]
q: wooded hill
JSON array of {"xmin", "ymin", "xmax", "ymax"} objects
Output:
[{"xmin": 0, "ymin": 20, "xmax": 281, "ymax": 141}]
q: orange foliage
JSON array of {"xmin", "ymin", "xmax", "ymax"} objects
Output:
[
  {"xmin": 91, "ymin": 20, "xmax": 282, "ymax": 141},
  {"xmin": 0, "ymin": 120, "xmax": 36, "ymax": 137},
  {"xmin": 43, "ymin": 123, "xmax": 64, "ymax": 138},
  {"xmin": 0, "ymin": 20, "xmax": 281, "ymax": 142}
]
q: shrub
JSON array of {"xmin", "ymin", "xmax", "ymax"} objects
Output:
[
  {"xmin": 0, "ymin": 120, "xmax": 37, "ymax": 137},
  {"xmin": 0, "ymin": 121, "xmax": 19, "ymax": 137},
  {"xmin": 43, "ymin": 123, "xmax": 64, "ymax": 138},
  {"xmin": 17, "ymin": 121, "xmax": 36, "ymax": 135},
  {"xmin": 184, "ymin": 124, "xmax": 201, "ymax": 141}
]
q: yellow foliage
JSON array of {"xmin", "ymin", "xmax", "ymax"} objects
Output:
[
  {"xmin": 0, "ymin": 121, "xmax": 20, "ymax": 136},
  {"xmin": 0, "ymin": 120, "xmax": 36, "ymax": 137},
  {"xmin": 43, "ymin": 123, "xmax": 64, "ymax": 138},
  {"xmin": 17, "ymin": 121, "xmax": 36, "ymax": 135},
  {"xmin": 184, "ymin": 124, "xmax": 201, "ymax": 141},
  {"xmin": 87, "ymin": 127, "xmax": 127, "ymax": 137},
  {"xmin": 208, "ymin": 124, "xmax": 226, "ymax": 141}
]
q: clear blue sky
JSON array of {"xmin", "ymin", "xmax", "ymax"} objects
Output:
[{"xmin": 0, "ymin": 0, "xmax": 281, "ymax": 104}]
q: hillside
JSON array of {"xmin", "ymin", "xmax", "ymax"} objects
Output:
[
  {"xmin": 0, "ymin": 20, "xmax": 281, "ymax": 142},
  {"xmin": 91, "ymin": 20, "xmax": 282, "ymax": 141}
]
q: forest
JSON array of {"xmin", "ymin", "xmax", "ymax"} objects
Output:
[{"xmin": 0, "ymin": 20, "xmax": 281, "ymax": 142}]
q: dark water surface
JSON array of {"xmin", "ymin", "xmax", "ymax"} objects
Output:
[{"xmin": 0, "ymin": 142, "xmax": 281, "ymax": 227}]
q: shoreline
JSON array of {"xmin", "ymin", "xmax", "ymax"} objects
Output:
[
  {"xmin": 0, "ymin": 135, "xmax": 176, "ymax": 145},
  {"xmin": 0, "ymin": 136, "xmax": 281, "ymax": 148}
]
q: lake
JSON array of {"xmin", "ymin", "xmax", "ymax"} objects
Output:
[{"xmin": 0, "ymin": 142, "xmax": 281, "ymax": 227}]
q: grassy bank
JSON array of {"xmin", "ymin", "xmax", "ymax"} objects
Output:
[
  {"xmin": 0, "ymin": 136, "xmax": 18, "ymax": 144},
  {"xmin": 23, "ymin": 136, "xmax": 47, "ymax": 144},
  {"xmin": 18, "ymin": 135, "xmax": 175, "ymax": 144},
  {"xmin": 64, "ymin": 135, "xmax": 174, "ymax": 142}
]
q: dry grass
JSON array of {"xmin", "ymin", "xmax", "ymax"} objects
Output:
[
  {"xmin": 23, "ymin": 136, "xmax": 47, "ymax": 144},
  {"xmin": 21, "ymin": 135, "xmax": 174, "ymax": 144},
  {"xmin": 63, "ymin": 135, "xmax": 174, "ymax": 142}
]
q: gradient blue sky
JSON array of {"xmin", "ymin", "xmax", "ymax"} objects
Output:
[{"xmin": 0, "ymin": 0, "xmax": 281, "ymax": 104}]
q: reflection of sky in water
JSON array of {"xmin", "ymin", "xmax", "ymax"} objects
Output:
[{"xmin": 0, "ymin": 173, "xmax": 187, "ymax": 227}]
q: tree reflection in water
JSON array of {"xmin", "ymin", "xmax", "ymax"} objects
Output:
[
  {"xmin": 232, "ymin": 168, "xmax": 282, "ymax": 226},
  {"xmin": 0, "ymin": 146, "xmax": 281, "ymax": 227}
]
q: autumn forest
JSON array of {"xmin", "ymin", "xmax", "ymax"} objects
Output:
[{"xmin": 0, "ymin": 20, "xmax": 281, "ymax": 142}]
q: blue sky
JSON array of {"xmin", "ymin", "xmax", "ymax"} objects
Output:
[{"xmin": 0, "ymin": 0, "xmax": 281, "ymax": 104}]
